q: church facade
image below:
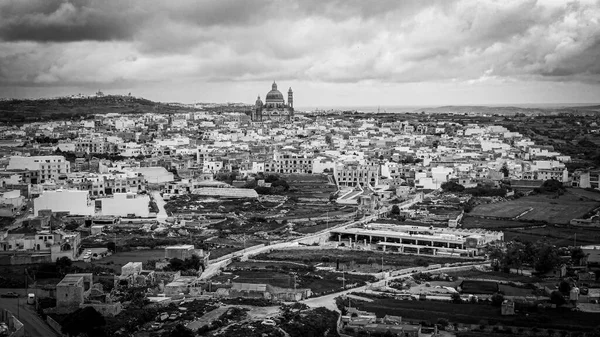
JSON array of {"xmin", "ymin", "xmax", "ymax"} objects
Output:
[{"xmin": 252, "ymin": 82, "xmax": 294, "ymax": 122}]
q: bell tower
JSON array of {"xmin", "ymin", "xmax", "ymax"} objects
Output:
[{"xmin": 288, "ymin": 87, "xmax": 293, "ymax": 109}]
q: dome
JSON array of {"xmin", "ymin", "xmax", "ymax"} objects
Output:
[{"xmin": 265, "ymin": 81, "xmax": 284, "ymax": 103}]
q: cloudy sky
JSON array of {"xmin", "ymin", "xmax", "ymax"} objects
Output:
[{"xmin": 1, "ymin": 0, "xmax": 599, "ymax": 107}]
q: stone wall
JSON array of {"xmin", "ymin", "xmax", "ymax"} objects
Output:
[{"xmin": 0, "ymin": 309, "xmax": 24, "ymax": 337}]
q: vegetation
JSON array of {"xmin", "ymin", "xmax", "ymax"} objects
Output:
[
  {"xmin": 164, "ymin": 254, "xmax": 203, "ymax": 272},
  {"xmin": 60, "ymin": 307, "xmax": 106, "ymax": 337},
  {"xmin": 280, "ymin": 305, "xmax": 339, "ymax": 337},
  {"xmin": 486, "ymin": 240, "xmax": 562, "ymax": 274}
]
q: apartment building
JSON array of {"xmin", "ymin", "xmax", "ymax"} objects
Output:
[
  {"xmin": 75, "ymin": 137, "xmax": 118, "ymax": 154},
  {"xmin": 265, "ymin": 151, "xmax": 314, "ymax": 174},
  {"xmin": 334, "ymin": 161, "xmax": 380, "ymax": 187},
  {"xmin": 6, "ymin": 155, "xmax": 70, "ymax": 183}
]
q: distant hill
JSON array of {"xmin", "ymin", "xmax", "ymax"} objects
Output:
[
  {"xmin": 415, "ymin": 105, "xmax": 600, "ymax": 116},
  {"xmin": 0, "ymin": 95, "xmax": 194, "ymax": 124}
]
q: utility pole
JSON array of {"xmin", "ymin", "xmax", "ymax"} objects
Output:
[{"xmin": 381, "ymin": 256, "xmax": 385, "ymax": 286}]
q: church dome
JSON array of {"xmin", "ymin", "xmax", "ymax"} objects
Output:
[{"xmin": 265, "ymin": 81, "xmax": 284, "ymax": 103}]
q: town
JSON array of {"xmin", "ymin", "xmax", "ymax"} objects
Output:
[{"xmin": 0, "ymin": 86, "xmax": 600, "ymax": 337}]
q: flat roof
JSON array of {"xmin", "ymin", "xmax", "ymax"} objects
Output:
[
  {"xmin": 332, "ymin": 228, "xmax": 465, "ymax": 243},
  {"xmin": 58, "ymin": 275, "xmax": 83, "ymax": 286},
  {"xmin": 165, "ymin": 245, "xmax": 194, "ymax": 249}
]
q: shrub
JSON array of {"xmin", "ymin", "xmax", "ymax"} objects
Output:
[{"xmin": 491, "ymin": 293, "xmax": 504, "ymax": 307}]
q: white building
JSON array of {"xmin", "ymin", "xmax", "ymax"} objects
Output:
[
  {"xmin": 34, "ymin": 190, "xmax": 94, "ymax": 216},
  {"xmin": 7, "ymin": 155, "xmax": 70, "ymax": 182},
  {"xmin": 98, "ymin": 193, "xmax": 151, "ymax": 217}
]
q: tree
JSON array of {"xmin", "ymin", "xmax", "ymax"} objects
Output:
[
  {"xmin": 61, "ymin": 307, "xmax": 106, "ymax": 337},
  {"xmin": 505, "ymin": 241, "xmax": 526, "ymax": 274},
  {"xmin": 491, "ymin": 293, "xmax": 505, "ymax": 307},
  {"xmin": 533, "ymin": 242, "xmax": 562, "ymax": 274},
  {"xmin": 559, "ymin": 280, "xmax": 572, "ymax": 294},
  {"xmin": 571, "ymin": 247, "xmax": 586, "ymax": 266},
  {"xmin": 451, "ymin": 292, "xmax": 462, "ymax": 304},
  {"xmin": 168, "ymin": 324, "xmax": 195, "ymax": 337},
  {"xmin": 106, "ymin": 241, "xmax": 116, "ymax": 253},
  {"xmin": 436, "ymin": 318, "xmax": 449, "ymax": 329},
  {"xmin": 391, "ymin": 205, "xmax": 400, "ymax": 215},
  {"xmin": 500, "ymin": 162, "xmax": 509, "ymax": 178},
  {"xmin": 550, "ymin": 291, "xmax": 566, "ymax": 306},
  {"xmin": 55, "ymin": 257, "xmax": 72, "ymax": 275},
  {"xmin": 441, "ymin": 181, "xmax": 465, "ymax": 193},
  {"xmin": 486, "ymin": 245, "xmax": 505, "ymax": 271}
]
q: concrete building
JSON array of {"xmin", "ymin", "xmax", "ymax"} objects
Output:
[
  {"xmin": 330, "ymin": 223, "xmax": 503, "ymax": 257},
  {"xmin": 265, "ymin": 151, "xmax": 314, "ymax": 174},
  {"xmin": 165, "ymin": 245, "xmax": 194, "ymax": 260},
  {"xmin": 97, "ymin": 193, "xmax": 151, "ymax": 217},
  {"xmin": 56, "ymin": 273, "xmax": 93, "ymax": 313},
  {"xmin": 33, "ymin": 190, "xmax": 94, "ymax": 216},
  {"xmin": 6, "ymin": 155, "xmax": 70, "ymax": 183},
  {"xmin": 334, "ymin": 162, "xmax": 381, "ymax": 187}
]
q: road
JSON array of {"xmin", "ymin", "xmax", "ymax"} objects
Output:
[
  {"xmin": 301, "ymin": 263, "xmax": 490, "ymax": 311},
  {"xmin": 151, "ymin": 191, "xmax": 168, "ymax": 223},
  {"xmin": 0, "ymin": 288, "xmax": 58, "ymax": 337}
]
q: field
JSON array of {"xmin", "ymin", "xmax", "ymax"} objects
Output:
[
  {"xmin": 469, "ymin": 193, "xmax": 599, "ymax": 224},
  {"xmin": 461, "ymin": 217, "xmax": 537, "ymax": 229},
  {"xmin": 351, "ymin": 297, "xmax": 599, "ymax": 331},
  {"xmin": 76, "ymin": 249, "xmax": 165, "ymax": 272},
  {"xmin": 444, "ymin": 269, "xmax": 542, "ymax": 284},
  {"xmin": 211, "ymin": 268, "xmax": 374, "ymax": 295},
  {"xmin": 254, "ymin": 249, "xmax": 478, "ymax": 272},
  {"xmin": 503, "ymin": 225, "xmax": 600, "ymax": 246}
]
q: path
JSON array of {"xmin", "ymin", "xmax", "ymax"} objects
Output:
[
  {"xmin": 301, "ymin": 263, "xmax": 490, "ymax": 311},
  {"xmin": 0, "ymin": 288, "xmax": 58, "ymax": 337},
  {"xmin": 151, "ymin": 191, "xmax": 168, "ymax": 223}
]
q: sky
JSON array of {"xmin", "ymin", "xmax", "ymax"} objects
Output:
[{"xmin": 1, "ymin": 0, "xmax": 600, "ymax": 106}]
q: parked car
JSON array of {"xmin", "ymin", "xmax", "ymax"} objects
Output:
[{"xmin": 1, "ymin": 292, "xmax": 19, "ymax": 298}]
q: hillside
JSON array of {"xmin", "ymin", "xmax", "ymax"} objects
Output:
[{"xmin": 0, "ymin": 95, "xmax": 194, "ymax": 124}]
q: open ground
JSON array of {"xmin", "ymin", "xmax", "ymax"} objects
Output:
[
  {"xmin": 469, "ymin": 193, "xmax": 599, "ymax": 224},
  {"xmin": 350, "ymin": 297, "xmax": 598, "ymax": 331}
]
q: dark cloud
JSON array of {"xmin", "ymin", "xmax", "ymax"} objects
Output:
[
  {"xmin": 0, "ymin": 1, "xmax": 139, "ymax": 42},
  {"xmin": 0, "ymin": 0, "xmax": 599, "ymax": 98}
]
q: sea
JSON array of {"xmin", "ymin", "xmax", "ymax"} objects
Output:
[{"xmin": 295, "ymin": 103, "xmax": 599, "ymax": 113}]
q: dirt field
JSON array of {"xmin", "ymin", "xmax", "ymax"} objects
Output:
[
  {"xmin": 444, "ymin": 269, "xmax": 542, "ymax": 283},
  {"xmin": 461, "ymin": 217, "xmax": 539, "ymax": 229},
  {"xmin": 254, "ymin": 249, "xmax": 478, "ymax": 270},
  {"xmin": 469, "ymin": 194, "xmax": 599, "ymax": 224},
  {"xmin": 504, "ymin": 225, "xmax": 600, "ymax": 246},
  {"xmin": 210, "ymin": 269, "xmax": 374, "ymax": 294},
  {"xmin": 87, "ymin": 249, "xmax": 165, "ymax": 272},
  {"xmin": 351, "ymin": 297, "xmax": 599, "ymax": 330}
]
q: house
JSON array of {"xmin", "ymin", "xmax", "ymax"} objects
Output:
[
  {"xmin": 501, "ymin": 300, "xmax": 515, "ymax": 315},
  {"xmin": 115, "ymin": 262, "xmax": 155, "ymax": 287},
  {"xmin": 56, "ymin": 273, "xmax": 93, "ymax": 313}
]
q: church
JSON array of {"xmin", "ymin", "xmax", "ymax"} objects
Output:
[{"xmin": 252, "ymin": 82, "xmax": 294, "ymax": 122}]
